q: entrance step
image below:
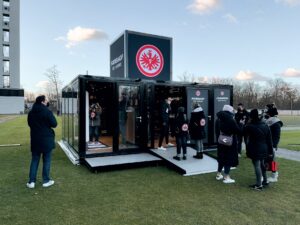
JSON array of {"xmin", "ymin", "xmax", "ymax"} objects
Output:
[
  {"xmin": 84, "ymin": 153, "xmax": 162, "ymax": 171},
  {"xmin": 58, "ymin": 140, "xmax": 80, "ymax": 165},
  {"xmin": 150, "ymin": 147, "xmax": 218, "ymax": 176}
]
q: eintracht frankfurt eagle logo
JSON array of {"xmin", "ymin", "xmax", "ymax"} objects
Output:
[{"xmin": 136, "ymin": 44, "xmax": 164, "ymax": 77}]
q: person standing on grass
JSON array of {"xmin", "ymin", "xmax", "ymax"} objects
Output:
[
  {"xmin": 264, "ymin": 103, "xmax": 283, "ymax": 182},
  {"xmin": 27, "ymin": 95, "xmax": 57, "ymax": 188},
  {"xmin": 244, "ymin": 109, "xmax": 274, "ymax": 190},
  {"xmin": 215, "ymin": 105, "xmax": 242, "ymax": 184},
  {"xmin": 234, "ymin": 103, "xmax": 249, "ymax": 157}
]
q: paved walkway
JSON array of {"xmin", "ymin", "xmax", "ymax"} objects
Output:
[
  {"xmin": 276, "ymin": 148, "xmax": 300, "ymax": 162},
  {"xmin": 0, "ymin": 115, "xmax": 19, "ymax": 124}
]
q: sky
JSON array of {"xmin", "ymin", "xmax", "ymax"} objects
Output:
[{"xmin": 20, "ymin": 0, "xmax": 300, "ymax": 92}]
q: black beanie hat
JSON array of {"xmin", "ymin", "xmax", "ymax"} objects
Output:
[{"xmin": 250, "ymin": 109, "xmax": 259, "ymax": 121}]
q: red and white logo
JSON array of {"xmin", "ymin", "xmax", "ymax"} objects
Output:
[
  {"xmin": 182, "ymin": 124, "xmax": 189, "ymax": 131},
  {"xmin": 136, "ymin": 44, "xmax": 164, "ymax": 77},
  {"xmin": 200, "ymin": 119, "xmax": 206, "ymax": 126},
  {"xmin": 196, "ymin": 90, "xmax": 201, "ymax": 96}
]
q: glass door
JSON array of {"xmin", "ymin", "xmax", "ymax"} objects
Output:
[{"xmin": 118, "ymin": 84, "xmax": 143, "ymax": 150}]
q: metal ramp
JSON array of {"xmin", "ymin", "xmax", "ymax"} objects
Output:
[
  {"xmin": 150, "ymin": 147, "xmax": 218, "ymax": 176},
  {"xmin": 84, "ymin": 153, "xmax": 162, "ymax": 171},
  {"xmin": 58, "ymin": 140, "xmax": 80, "ymax": 165}
]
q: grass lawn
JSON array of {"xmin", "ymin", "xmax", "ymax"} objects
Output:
[{"xmin": 1, "ymin": 116, "xmax": 300, "ymax": 225}]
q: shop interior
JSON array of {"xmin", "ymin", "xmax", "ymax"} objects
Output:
[{"xmin": 150, "ymin": 85, "xmax": 186, "ymax": 149}]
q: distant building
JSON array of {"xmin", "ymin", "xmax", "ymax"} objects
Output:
[{"xmin": 0, "ymin": 0, "xmax": 24, "ymax": 114}]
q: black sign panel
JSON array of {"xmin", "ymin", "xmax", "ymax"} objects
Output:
[
  {"xmin": 213, "ymin": 88, "xmax": 231, "ymax": 142},
  {"xmin": 187, "ymin": 87, "xmax": 209, "ymax": 143},
  {"xmin": 127, "ymin": 32, "xmax": 171, "ymax": 81},
  {"xmin": 110, "ymin": 34, "xmax": 125, "ymax": 78}
]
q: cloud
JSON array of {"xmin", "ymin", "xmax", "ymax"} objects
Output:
[
  {"xmin": 187, "ymin": 0, "xmax": 220, "ymax": 15},
  {"xmin": 55, "ymin": 26, "xmax": 108, "ymax": 48},
  {"xmin": 223, "ymin": 13, "xmax": 238, "ymax": 24},
  {"xmin": 276, "ymin": 0, "xmax": 300, "ymax": 6},
  {"xmin": 35, "ymin": 80, "xmax": 50, "ymax": 89},
  {"xmin": 279, "ymin": 68, "xmax": 300, "ymax": 77},
  {"xmin": 235, "ymin": 70, "xmax": 269, "ymax": 81}
]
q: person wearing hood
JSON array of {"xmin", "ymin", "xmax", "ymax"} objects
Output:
[
  {"xmin": 244, "ymin": 109, "xmax": 274, "ymax": 190},
  {"xmin": 264, "ymin": 104, "xmax": 283, "ymax": 182},
  {"xmin": 215, "ymin": 105, "xmax": 242, "ymax": 184},
  {"xmin": 173, "ymin": 107, "xmax": 189, "ymax": 160},
  {"xmin": 27, "ymin": 95, "xmax": 57, "ymax": 188},
  {"xmin": 189, "ymin": 103, "xmax": 206, "ymax": 159}
]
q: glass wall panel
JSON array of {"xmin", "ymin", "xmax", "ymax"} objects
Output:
[
  {"xmin": 72, "ymin": 81, "xmax": 79, "ymax": 152},
  {"xmin": 67, "ymin": 87, "xmax": 73, "ymax": 146}
]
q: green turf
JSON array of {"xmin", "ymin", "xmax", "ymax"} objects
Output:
[{"xmin": 0, "ymin": 116, "xmax": 300, "ymax": 225}]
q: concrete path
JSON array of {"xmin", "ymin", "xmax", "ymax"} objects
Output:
[
  {"xmin": 0, "ymin": 115, "xmax": 19, "ymax": 124},
  {"xmin": 276, "ymin": 148, "xmax": 300, "ymax": 162}
]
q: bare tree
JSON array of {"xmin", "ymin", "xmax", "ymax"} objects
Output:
[
  {"xmin": 24, "ymin": 91, "xmax": 36, "ymax": 103},
  {"xmin": 44, "ymin": 65, "xmax": 63, "ymax": 114}
]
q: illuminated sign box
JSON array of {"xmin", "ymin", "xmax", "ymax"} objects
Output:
[{"xmin": 110, "ymin": 30, "xmax": 172, "ymax": 81}]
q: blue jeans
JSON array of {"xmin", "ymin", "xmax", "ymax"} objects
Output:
[{"xmin": 29, "ymin": 150, "xmax": 52, "ymax": 183}]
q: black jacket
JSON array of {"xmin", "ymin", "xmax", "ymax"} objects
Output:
[
  {"xmin": 244, "ymin": 120, "xmax": 274, "ymax": 160},
  {"xmin": 215, "ymin": 111, "xmax": 242, "ymax": 167},
  {"xmin": 160, "ymin": 101, "xmax": 171, "ymax": 123},
  {"xmin": 189, "ymin": 107, "xmax": 206, "ymax": 140},
  {"xmin": 235, "ymin": 109, "xmax": 249, "ymax": 125},
  {"xmin": 174, "ymin": 113, "xmax": 189, "ymax": 137},
  {"xmin": 265, "ymin": 117, "xmax": 283, "ymax": 148},
  {"xmin": 28, "ymin": 103, "xmax": 57, "ymax": 152}
]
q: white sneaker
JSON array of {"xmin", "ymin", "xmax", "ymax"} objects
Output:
[
  {"xmin": 223, "ymin": 177, "xmax": 235, "ymax": 184},
  {"xmin": 42, "ymin": 180, "xmax": 55, "ymax": 188},
  {"xmin": 167, "ymin": 143, "xmax": 175, "ymax": 147},
  {"xmin": 26, "ymin": 182, "xmax": 35, "ymax": 189},
  {"xmin": 157, "ymin": 146, "xmax": 167, "ymax": 151},
  {"xmin": 216, "ymin": 174, "xmax": 224, "ymax": 180},
  {"xmin": 268, "ymin": 177, "xmax": 278, "ymax": 182}
]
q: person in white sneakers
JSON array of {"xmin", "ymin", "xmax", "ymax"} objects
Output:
[
  {"xmin": 158, "ymin": 97, "xmax": 174, "ymax": 150},
  {"xmin": 27, "ymin": 95, "xmax": 57, "ymax": 188},
  {"xmin": 215, "ymin": 105, "xmax": 242, "ymax": 184},
  {"xmin": 264, "ymin": 104, "xmax": 283, "ymax": 182},
  {"xmin": 244, "ymin": 109, "xmax": 274, "ymax": 190}
]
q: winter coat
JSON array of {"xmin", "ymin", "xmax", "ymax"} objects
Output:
[
  {"xmin": 215, "ymin": 111, "xmax": 242, "ymax": 167},
  {"xmin": 265, "ymin": 117, "xmax": 283, "ymax": 148},
  {"xmin": 28, "ymin": 103, "xmax": 57, "ymax": 152},
  {"xmin": 189, "ymin": 107, "xmax": 206, "ymax": 140},
  {"xmin": 174, "ymin": 113, "xmax": 189, "ymax": 137},
  {"xmin": 235, "ymin": 109, "xmax": 249, "ymax": 125},
  {"xmin": 89, "ymin": 111, "xmax": 101, "ymax": 127},
  {"xmin": 161, "ymin": 101, "xmax": 171, "ymax": 124},
  {"xmin": 244, "ymin": 120, "xmax": 274, "ymax": 160}
]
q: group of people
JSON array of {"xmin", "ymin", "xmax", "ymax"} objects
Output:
[
  {"xmin": 26, "ymin": 94, "xmax": 282, "ymax": 191},
  {"xmin": 157, "ymin": 97, "xmax": 207, "ymax": 161},
  {"xmin": 215, "ymin": 103, "xmax": 282, "ymax": 190}
]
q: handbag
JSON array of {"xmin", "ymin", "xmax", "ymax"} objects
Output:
[
  {"xmin": 267, "ymin": 161, "xmax": 278, "ymax": 171},
  {"xmin": 218, "ymin": 132, "xmax": 233, "ymax": 146}
]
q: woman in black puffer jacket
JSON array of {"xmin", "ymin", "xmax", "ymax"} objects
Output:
[
  {"xmin": 215, "ymin": 105, "xmax": 242, "ymax": 184},
  {"xmin": 244, "ymin": 109, "xmax": 274, "ymax": 190}
]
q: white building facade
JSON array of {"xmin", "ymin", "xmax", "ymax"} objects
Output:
[{"xmin": 0, "ymin": 0, "xmax": 23, "ymax": 114}]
